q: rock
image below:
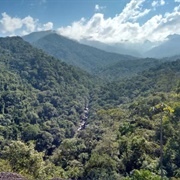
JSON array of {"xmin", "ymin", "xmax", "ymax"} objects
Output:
[{"xmin": 0, "ymin": 172, "xmax": 28, "ymax": 180}]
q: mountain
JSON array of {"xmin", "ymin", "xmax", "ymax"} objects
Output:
[
  {"xmin": 0, "ymin": 35, "xmax": 93, "ymax": 153},
  {"xmin": 96, "ymin": 59, "xmax": 180, "ymax": 108},
  {"xmin": 0, "ymin": 36, "xmax": 180, "ymax": 179},
  {"xmin": 23, "ymin": 31, "xmax": 169, "ymax": 81},
  {"xmin": 78, "ymin": 37, "xmax": 162, "ymax": 57},
  {"xmin": 79, "ymin": 59, "xmax": 180, "ymax": 179},
  {"xmin": 88, "ymin": 60, "xmax": 180, "ymax": 179},
  {"xmin": 79, "ymin": 38, "xmax": 142, "ymax": 57},
  {"xmin": 145, "ymin": 34, "xmax": 180, "ymax": 58},
  {"xmin": 97, "ymin": 57, "xmax": 162, "ymax": 80},
  {"xmin": 23, "ymin": 31, "xmax": 180, "ymax": 60},
  {"xmin": 23, "ymin": 30, "xmax": 54, "ymax": 43},
  {"xmin": 162, "ymin": 54, "xmax": 180, "ymax": 62},
  {"xmin": 23, "ymin": 31, "xmax": 137, "ymax": 74}
]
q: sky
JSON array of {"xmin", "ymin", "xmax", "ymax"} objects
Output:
[{"xmin": 0, "ymin": 0, "xmax": 180, "ymax": 44}]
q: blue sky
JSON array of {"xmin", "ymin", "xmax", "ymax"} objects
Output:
[{"xmin": 0, "ymin": 0, "xmax": 180, "ymax": 43}]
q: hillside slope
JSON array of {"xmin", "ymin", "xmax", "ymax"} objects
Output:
[
  {"xmin": 23, "ymin": 32, "xmax": 137, "ymax": 74},
  {"xmin": 0, "ymin": 36, "xmax": 180, "ymax": 180},
  {"xmin": 95, "ymin": 59, "xmax": 180, "ymax": 108},
  {"xmin": 145, "ymin": 34, "xmax": 180, "ymax": 58},
  {"xmin": 97, "ymin": 58, "xmax": 162, "ymax": 80},
  {"xmin": 24, "ymin": 31, "xmax": 178, "ymax": 81},
  {"xmin": 0, "ymin": 36, "xmax": 93, "ymax": 155}
]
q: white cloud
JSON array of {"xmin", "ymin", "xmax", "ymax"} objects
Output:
[
  {"xmin": 38, "ymin": 22, "xmax": 53, "ymax": 31},
  {"xmin": 117, "ymin": 0, "xmax": 150, "ymax": 22},
  {"xmin": 43, "ymin": 22, "xmax": 53, "ymax": 30},
  {"xmin": 57, "ymin": 0, "xmax": 180, "ymax": 44},
  {"xmin": 57, "ymin": 0, "xmax": 151, "ymax": 43},
  {"xmin": 174, "ymin": 4, "xmax": 180, "ymax": 11},
  {"xmin": 0, "ymin": 12, "xmax": 53, "ymax": 36},
  {"xmin": 95, "ymin": 4, "xmax": 100, "ymax": 11},
  {"xmin": 95, "ymin": 4, "xmax": 106, "ymax": 12},
  {"xmin": 152, "ymin": 0, "xmax": 165, "ymax": 8},
  {"xmin": 160, "ymin": 0, "xmax": 165, "ymax": 6},
  {"xmin": 1, "ymin": 0, "xmax": 179, "ymax": 44},
  {"xmin": 22, "ymin": 16, "xmax": 37, "ymax": 32},
  {"xmin": 0, "ymin": 12, "xmax": 23, "ymax": 33},
  {"xmin": 175, "ymin": 0, "xmax": 180, "ymax": 2},
  {"xmin": 152, "ymin": 1, "xmax": 158, "ymax": 7}
]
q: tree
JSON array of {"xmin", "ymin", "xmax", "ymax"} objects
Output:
[
  {"xmin": 124, "ymin": 169, "xmax": 161, "ymax": 180},
  {"xmin": 1, "ymin": 141, "xmax": 44, "ymax": 179}
]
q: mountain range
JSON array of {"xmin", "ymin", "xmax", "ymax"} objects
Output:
[
  {"xmin": 23, "ymin": 31, "xmax": 179, "ymax": 80},
  {"xmin": 23, "ymin": 31, "xmax": 136, "ymax": 74},
  {"xmin": 80, "ymin": 34, "xmax": 180, "ymax": 58},
  {"xmin": 0, "ymin": 34, "xmax": 180, "ymax": 179},
  {"xmin": 145, "ymin": 34, "xmax": 180, "ymax": 58}
]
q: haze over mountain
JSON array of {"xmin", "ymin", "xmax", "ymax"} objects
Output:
[
  {"xmin": 72, "ymin": 34, "xmax": 180, "ymax": 58},
  {"xmin": 79, "ymin": 38, "xmax": 143, "ymax": 57},
  {"xmin": 23, "ymin": 30, "xmax": 180, "ymax": 59},
  {"xmin": 23, "ymin": 31, "xmax": 171, "ymax": 80},
  {"xmin": 145, "ymin": 34, "xmax": 180, "ymax": 58},
  {"xmin": 22, "ymin": 30, "xmax": 55, "ymax": 43},
  {"xmin": 23, "ymin": 31, "xmax": 137, "ymax": 73}
]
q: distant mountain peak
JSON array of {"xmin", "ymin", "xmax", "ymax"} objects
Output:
[
  {"xmin": 145, "ymin": 33, "xmax": 180, "ymax": 58},
  {"xmin": 167, "ymin": 34, "xmax": 180, "ymax": 40},
  {"xmin": 22, "ymin": 30, "xmax": 56, "ymax": 43}
]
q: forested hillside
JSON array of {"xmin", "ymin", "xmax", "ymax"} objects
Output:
[
  {"xmin": 0, "ymin": 36, "xmax": 94, "ymax": 179},
  {"xmin": 97, "ymin": 58, "xmax": 162, "ymax": 81},
  {"xmin": 23, "ymin": 31, "xmax": 178, "ymax": 81},
  {"xmin": 145, "ymin": 34, "xmax": 180, "ymax": 58},
  {"xmin": 23, "ymin": 32, "xmax": 136, "ymax": 74},
  {"xmin": 0, "ymin": 36, "xmax": 180, "ymax": 179}
]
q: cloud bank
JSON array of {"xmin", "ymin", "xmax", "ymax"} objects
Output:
[
  {"xmin": 0, "ymin": 12, "xmax": 53, "ymax": 36},
  {"xmin": 0, "ymin": 0, "xmax": 180, "ymax": 44},
  {"xmin": 57, "ymin": 0, "xmax": 180, "ymax": 44},
  {"xmin": 152, "ymin": 0, "xmax": 165, "ymax": 8}
]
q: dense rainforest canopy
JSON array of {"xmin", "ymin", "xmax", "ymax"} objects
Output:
[{"xmin": 0, "ymin": 36, "xmax": 180, "ymax": 179}]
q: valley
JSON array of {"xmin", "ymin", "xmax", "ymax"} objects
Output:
[{"xmin": 0, "ymin": 35, "xmax": 179, "ymax": 180}]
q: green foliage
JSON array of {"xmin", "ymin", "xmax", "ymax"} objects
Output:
[
  {"xmin": 0, "ymin": 159, "xmax": 12, "ymax": 172},
  {"xmin": 125, "ymin": 169, "xmax": 161, "ymax": 180},
  {"xmin": 84, "ymin": 153, "xmax": 120, "ymax": 180},
  {"xmin": 1, "ymin": 141, "xmax": 44, "ymax": 179},
  {"xmin": 0, "ymin": 36, "xmax": 180, "ymax": 179}
]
